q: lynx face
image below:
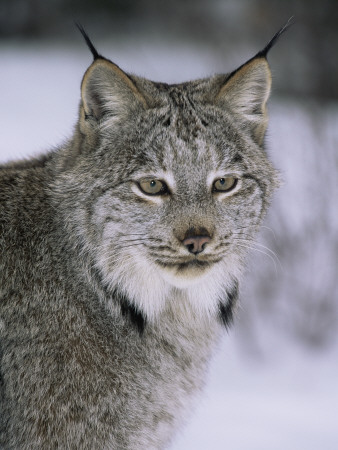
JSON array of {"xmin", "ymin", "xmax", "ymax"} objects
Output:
[{"xmin": 57, "ymin": 50, "xmax": 279, "ymax": 321}]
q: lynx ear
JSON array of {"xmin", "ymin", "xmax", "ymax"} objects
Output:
[
  {"xmin": 81, "ymin": 58, "xmax": 147, "ymax": 124},
  {"xmin": 215, "ymin": 18, "xmax": 293, "ymax": 144},
  {"xmin": 216, "ymin": 57, "xmax": 271, "ymax": 144}
]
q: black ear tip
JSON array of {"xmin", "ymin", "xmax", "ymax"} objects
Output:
[
  {"xmin": 75, "ymin": 21, "xmax": 103, "ymax": 61},
  {"xmin": 257, "ymin": 16, "xmax": 294, "ymax": 59}
]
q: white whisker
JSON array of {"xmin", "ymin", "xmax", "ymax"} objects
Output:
[
  {"xmin": 260, "ymin": 225, "xmax": 278, "ymax": 242},
  {"xmin": 233, "ymin": 238, "xmax": 283, "ymax": 271},
  {"xmin": 235, "ymin": 243, "xmax": 278, "ymax": 276}
]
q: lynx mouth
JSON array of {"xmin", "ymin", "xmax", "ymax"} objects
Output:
[
  {"xmin": 155, "ymin": 258, "xmax": 214, "ymax": 269},
  {"xmin": 154, "ymin": 257, "xmax": 221, "ymax": 288},
  {"xmin": 175, "ymin": 259, "xmax": 212, "ymax": 271}
]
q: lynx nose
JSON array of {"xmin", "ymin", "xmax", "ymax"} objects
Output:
[{"xmin": 182, "ymin": 236, "xmax": 211, "ymax": 255}]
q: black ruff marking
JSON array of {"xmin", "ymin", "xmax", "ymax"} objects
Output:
[
  {"xmin": 218, "ymin": 280, "xmax": 239, "ymax": 329},
  {"xmin": 119, "ymin": 294, "xmax": 146, "ymax": 335}
]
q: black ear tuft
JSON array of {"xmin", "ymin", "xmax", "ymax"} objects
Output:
[
  {"xmin": 75, "ymin": 22, "xmax": 104, "ymax": 61},
  {"xmin": 256, "ymin": 17, "xmax": 294, "ymax": 59}
]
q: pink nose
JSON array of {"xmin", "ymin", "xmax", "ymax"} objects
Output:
[{"xmin": 182, "ymin": 236, "xmax": 211, "ymax": 255}]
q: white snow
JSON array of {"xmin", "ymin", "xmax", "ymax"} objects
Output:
[
  {"xmin": 1, "ymin": 43, "xmax": 337, "ymax": 450},
  {"xmin": 173, "ymin": 333, "xmax": 338, "ymax": 450}
]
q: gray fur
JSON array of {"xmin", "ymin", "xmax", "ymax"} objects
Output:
[{"xmin": 0, "ymin": 32, "xmax": 281, "ymax": 448}]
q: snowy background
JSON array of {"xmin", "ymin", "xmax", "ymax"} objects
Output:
[{"xmin": 1, "ymin": 1, "xmax": 337, "ymax": 448}]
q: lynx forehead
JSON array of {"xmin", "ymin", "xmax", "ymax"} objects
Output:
[{"xmin": 0, "ymin": 22, "xmax": 290, "ymax": 449}]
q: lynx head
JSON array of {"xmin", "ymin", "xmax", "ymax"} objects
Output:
[{"xmin": 56, "ymin": 23, "xmax": 289, "ymax": 325}]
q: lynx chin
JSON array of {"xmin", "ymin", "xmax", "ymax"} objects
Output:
[{"xmin": 0, "ymin": 21, "xmax": 290, "ymax": 449}]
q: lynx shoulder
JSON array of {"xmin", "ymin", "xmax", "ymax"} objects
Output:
[{"xmin": 0, "ymin": 22, "xmax": 290, "ymax": 449}]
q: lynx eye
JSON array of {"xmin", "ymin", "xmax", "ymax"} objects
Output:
[
  {"xmin": 138, "ymin": 179, "xmax": 168, "ymax": 195},
  {"xmin": 213, "ymin": 176, "xmax": 238, "ymax": 193}
]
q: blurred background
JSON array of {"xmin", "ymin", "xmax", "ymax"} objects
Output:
[{"xmin": 0, "ymin": 1, "xmax": 337, "ymax": 449}]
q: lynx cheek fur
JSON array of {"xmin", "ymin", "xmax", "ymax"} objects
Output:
[{"xmin": 0, "ymin": 23, "xmax": 289, "ymax": 449}]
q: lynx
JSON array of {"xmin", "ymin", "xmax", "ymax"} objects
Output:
[{"xmin": 0, "ymin": 22, "xmax": 289, "ymax": 449}]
